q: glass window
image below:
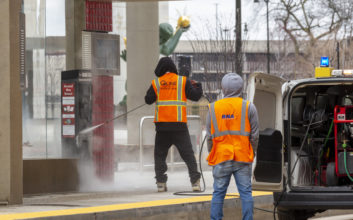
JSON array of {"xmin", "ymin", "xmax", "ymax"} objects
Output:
[
  {"xmin": 23, "ymin": 0, "xmax": 48, "ymax": 158},
  {"xmin": 23, "ymin": 0, "xmax": 126, "ymax": 161},
  {"xmin": 23, "ymin": 0, "xmax": 66, "ymax": 158}
]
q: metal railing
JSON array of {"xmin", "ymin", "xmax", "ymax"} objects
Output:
[{"xmin": 139, "ymin": 115, "xmax": 202, "ymax": 171}]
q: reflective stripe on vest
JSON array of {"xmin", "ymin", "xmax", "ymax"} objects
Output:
[
  {"xmin": 177, "ymin": 75, "xmax": 183, "ymax": 121},
  {"xmin": 154, "ymin": 75, "xmax": 186, "ymax": 122},
  {"xmin": 154, "ymin": 78, "xmax": 160, "ymax": 121},
  {"xmin": 210, "ymin": 100, "xmax": 250, "ymax": 138},
  {"xmin": 154, "ymin": 78, "xmax": 160, "ymax": 94},
  {"xmin": 156, "ymin": 101, "xmax": 187, "ymax": 106}
]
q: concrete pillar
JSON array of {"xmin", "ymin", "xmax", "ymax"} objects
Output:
[
  {"xmin": 0, "ymin": 0, "xmax": 23, "ymax": 204},
  {"xmin": 126, "ymin": 2, "xmax": 159, "ymax": 144},
  {"xmin": 65, "ymin": 0, "xmax": 85, "ymax": 70}
]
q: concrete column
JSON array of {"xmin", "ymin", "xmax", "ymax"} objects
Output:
[
  {"xmin": 126, "ymin": 2, "xmax": 159, "ymax": 144},
  {"xmin": 0, "ymin": 0, "xmax": 23, "ymax": 204},
  {"xmin": 65, "ymin": 0, "xmax": 85, "ymax": 70}
]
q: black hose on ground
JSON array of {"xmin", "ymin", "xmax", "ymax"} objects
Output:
[{"xmin": 173, "ymin": 135, "xmax": 213, "ymax": 196}]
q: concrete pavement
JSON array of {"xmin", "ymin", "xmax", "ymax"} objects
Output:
[
  {"xmin": 0, "ymin": 169, "xmax": 275, "ymax": 220},
  {"xmin": 1, "ymin": 165, "xmax": 352, "ymax": 219}
]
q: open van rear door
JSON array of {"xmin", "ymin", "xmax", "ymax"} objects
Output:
[{"xmin": 246, "ymin": 73, "xmax": 285, "ymax": 192}]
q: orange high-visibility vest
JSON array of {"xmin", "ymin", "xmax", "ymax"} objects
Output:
[
  {"xmin": 151, "ymin": 72, "xmax": 187, "ymax": 123},
  {"xmin": 207, "ymin": 97, "xmax": 254, "ymax": 166}
]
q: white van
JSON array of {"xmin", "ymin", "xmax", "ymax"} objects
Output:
[{"xmin": 248, "ymin": 72, "xmax": 353, "ymax": 220}]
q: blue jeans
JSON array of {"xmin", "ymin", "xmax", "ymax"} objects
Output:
[{"xmin": 210, "ymin": 160, "xmax": 253, "ymax": 220}]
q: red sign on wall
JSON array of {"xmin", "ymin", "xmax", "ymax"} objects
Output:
[
  {"xmin": 85, "ymin": 1, "xmax": 112, "ymax": 32},
  {"xmin": 62, "ymin": 82, "xmax": 75, "ymax": 137},
  {"xmin": 62, "ymin": 83, "xmax": 75, "ymax": 97}
]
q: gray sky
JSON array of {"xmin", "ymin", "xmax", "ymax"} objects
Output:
[
  {"xmin": 45, "ymin": 0, "xmax": 273, "ymax": 40},
  {"xmin": 169, "ymin": 0, "xmax": 273, "ymax": 41},
  {"xmin": 46, "ymin": 0, "xmax": 65, "ymax": 36}
]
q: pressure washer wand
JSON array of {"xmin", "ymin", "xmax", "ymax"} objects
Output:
[{"xmin": 78, "ymin": 103, "xmax": 147, "ymax": 135}]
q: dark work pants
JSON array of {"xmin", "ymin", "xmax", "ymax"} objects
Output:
[{"xmin": 154, "ymin": 129, "xmax": 201, "ymax": 184}]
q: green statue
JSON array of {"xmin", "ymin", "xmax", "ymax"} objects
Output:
[{"xmin": 121, "ymin": 16, "xmax": 190, "ymax": 61}]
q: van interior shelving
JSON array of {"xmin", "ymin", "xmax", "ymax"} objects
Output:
[{"xmin": 289, "ymin": 82, "xmax": 353, "ymax": 191}]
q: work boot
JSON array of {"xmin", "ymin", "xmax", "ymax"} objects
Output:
[
  {"xmin": 192, "ymin": 178, "xmax": 201, "ymax": 192},
  {"xmin": 157, "ymin": 182, "xmax": 167, "ymax": 192}
]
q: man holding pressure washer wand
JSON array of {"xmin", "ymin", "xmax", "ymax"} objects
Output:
[
  {"xmin": 144, "ymin": 57, "xmax": 202, "ymax": 192},
  {"xmin": 206, "ymin": 73, "xmax": 259, "ymax": 220}
]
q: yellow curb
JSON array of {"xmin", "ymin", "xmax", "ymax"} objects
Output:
[{"xmin": 0, "ymin": 191, "xmax": 272, "ymax": 220}]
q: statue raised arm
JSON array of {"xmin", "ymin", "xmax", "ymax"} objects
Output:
[
  {"xmin": 160, "ymin": 16, "xmax": 190, "ymax": 56},
  {"xmin": 121, "ymin": 16, "xmax": 190, "ymax": 61}
]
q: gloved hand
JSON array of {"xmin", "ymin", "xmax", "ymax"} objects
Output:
[{"xmin": 190, "ymin": 80, "xmax": 201, "ymax": 88}]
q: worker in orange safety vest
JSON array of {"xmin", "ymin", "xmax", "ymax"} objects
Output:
[
  {"xmin": 206, "ymin": 73, "xmax": 259, "ymax": 220},
  {"xmin": 145, "ymin": 57, "xmax": 202, "ymax": 192}
]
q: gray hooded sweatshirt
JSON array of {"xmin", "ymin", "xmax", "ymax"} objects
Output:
[{"xmin": 206, "ymin": 73, "xmax": 259, "ymax": 155}]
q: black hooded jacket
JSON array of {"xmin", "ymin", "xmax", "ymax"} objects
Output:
[{"xmin": 145, "ymin": 57, "xmax": 203, "ymax": 131}]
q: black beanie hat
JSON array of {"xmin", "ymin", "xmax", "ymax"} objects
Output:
[{"xmin": 154, "ymin": 57, "xmax": 178, "ymax": 77}]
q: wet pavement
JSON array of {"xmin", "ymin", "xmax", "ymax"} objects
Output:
[{"xmin": 0, "ymin": 169, "xmax": 275, "ymax": 220}]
